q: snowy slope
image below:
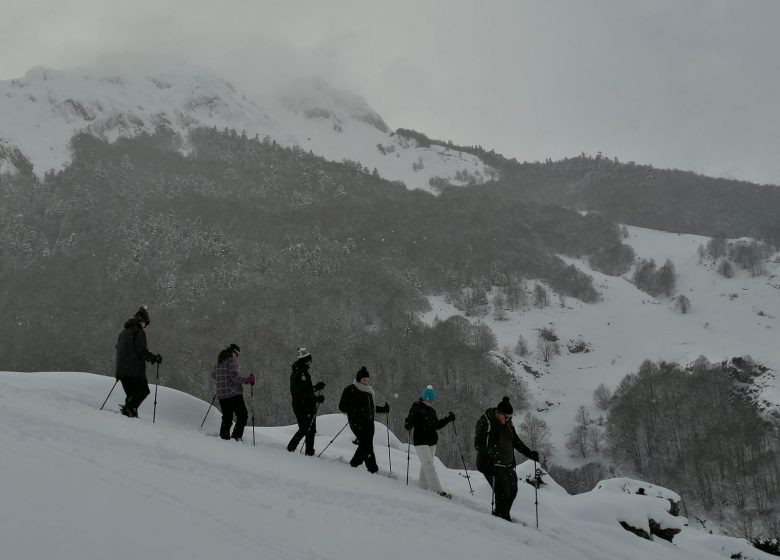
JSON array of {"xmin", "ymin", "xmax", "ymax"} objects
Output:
[
  {"xmin": 421, "ymin": 225, "xmax": 780, "ymax": 467},
  {"xmin": 0, "ymin": 65, "xmax": 494, "ymax": 192},
  {"xmin": 0, "ymin": 370, "xmax": 768, "ymax": 560}
]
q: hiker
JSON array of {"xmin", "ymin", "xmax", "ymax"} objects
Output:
[
  {"xmin": 474, "ymin": 396, "xmax": 539, "ymax": 522},
  {"xmin": 115, "ymin": 305, "xmax": 162, "ymax": 418},
  {"xmin": 404, "ymin": 384, "xmax": 454, "ymax": 497},
  {"xmin": 338, "ymin": 366, "xmax": 390, "ymax": 473},
  {"xmin": 287, "ymin": 347, "xmax": 326, "ymax": 455},
  {"xmin": 211, "ymin": 344, "xmax": 255, "ymax": 441}
]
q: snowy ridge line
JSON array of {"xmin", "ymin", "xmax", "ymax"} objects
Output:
[
  {"xmin": 0, "ymin": 370, "xmax": 770, "ymax": 560},
  {"xmin": 0, "ymin": 64, "xmax": 495, "ymax": 193}
]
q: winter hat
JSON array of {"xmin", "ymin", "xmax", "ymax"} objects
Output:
[
  {"xmin": 356, "ymin": 366, "xmax": 370, "ymax": 382},
  {"xmin": 297, "ymin": 347, "xmax": 311, "ymax": 361},
  {"xmin": 228, "ymin": 343, "xmax": 241, "ymax": 354},
  {"xmin": 134, "ymin": 305, "xmax": 150, "ymax": 325},
  {"xmin": 420, "ymin": 385, "xmax": 436, "ymax": 401},
  {"xmin": 496, "ymin": 396, "xmax": 513, "ymax": 417}
]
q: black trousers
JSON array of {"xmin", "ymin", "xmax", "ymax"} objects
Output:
[
  {"xmin": 287, "ymin": 405, "xmax": 317, "ymax": 455},
  {"xmin": 481, "ymin": 465, "xmax": 518, "ymax": 521},
  {"xmin": 349, "ymin": 424, "xmax": 378, "ymax": 473},
  {"xmin": 218, "ymin": 395, "xmax": 248, "ymax": 440},
  {"xmin": 120, "ymin": 378, "xmax": 150, "ymax": 411}
]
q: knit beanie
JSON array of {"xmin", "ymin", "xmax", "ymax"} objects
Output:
[
  {"xmin": 496, "ymin": 396, "xmax": 513, "ymax": 416},
  {"xmin": 420, "ymin": 385, "xmax": 436, "ymax": 401},
  {"xmin": 297, "ymin": 347, "xmax": 311, "ymax": 361},
  {"xmin": 228, "ymin": 343, "xmax": 241, "ymax": 354},
  {"xmin": 356, "ymin": 366, "xmax": 370, "ymax": 382},
  {"xmin": 134, "ymin": 305, "xmax": 150, "ymax": 325}
]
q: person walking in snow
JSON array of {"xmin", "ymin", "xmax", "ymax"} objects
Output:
[
  {"xmin": 115, "ymin": 305, "xmax": 162, "ymax": 418},
  {"xmin": 474, "ymin": 396, "xmax": 539, "ymax": 522},
  {"xmin": 404, "ymin": 385, "xmax": 454, "ymax": 498},
  {"xmin": 338, "ymin": 366, "xmax": 390, "ymax": 473},
  {"xmin": 287, "ymin": 347, "xmax": 326, "ymax": 455},
  {"xmin": 211, "ymin": 344, "xmax": 255, "ymax": 441}
]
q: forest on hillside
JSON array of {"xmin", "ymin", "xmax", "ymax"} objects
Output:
[
  {"xmin": 0, "ymin": 127, "xmax": 633, "ymax": 466},
  {"xmin": 395, "ymin": 129, "xmax": 780, "ymax": 245}
]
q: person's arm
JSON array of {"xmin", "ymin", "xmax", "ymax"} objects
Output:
[
  {"xmin": 132, "ymin": 329, "xmax": 156, "ymax": 363},
  {"xmin": 404, "ymin": 405, "xmax": 416, "ymax": 431},
  {"xmin": 435, "ymin": 410, "xmax": 454, "ymax": 430},
  {"xmin": 338, "ymin": 387, "xmax": 350, "ymax": 414}
]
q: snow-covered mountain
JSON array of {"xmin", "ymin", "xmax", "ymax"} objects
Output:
[
  {"xmin": 0, "ymin": 370, "xmax": 770, "ymax": 560},
  {"xmin": 0, "ymin": 65, "xmax": 494, "ymax": 192},
  {"xmin": 421, "ymin": 225, "xmax": 780, "ymax": 469}
]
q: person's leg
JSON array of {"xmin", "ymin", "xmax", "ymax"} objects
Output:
[
  {"xmin": 128, "ymin": 378, "xmax": 150, "ymax": 411},
  {"xmin": 287, "ymin": 413, "xmax": 306, "ymax": 451},
  {"xmin": 415, "ymin": 445, "xmax": 430, "ymax": 489},
  {"xmin": 218, "ymin": 398, "xmax": 234, "ymax": 440},
  {"xmin": 507, "ymin": 469, "xmax": 518, "ymax": 515},
  {"xmin": 493, "ymin": 467, "xmax": 514, "ymax": 521},
  {"xmin": 349, "ymin": 428, "xmax": 365, "ymax": 467},
  {"xmin": 119, "ymin": 379, "xmax": 135, "ymax": 415},
  {"xmin": 304, "ymin": 415, "xmax": 316, "ymax": 456},
  {"xmin": 363, "ymin": 440, "xmax": 379, "ymax": 473},
  {"xmin": 231, "ymin": 396, "xmax": 248, "ymax": 440},
  {"xmin": 416, "ymin": 445, "xmax": 443, "ymax": 492},
  {"xmin": 119, "ymin": 379, "xmax": 133, "ymax": 404}
]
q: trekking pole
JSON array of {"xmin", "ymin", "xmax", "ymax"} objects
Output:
[
  {"xmin": 100, "ymin": 379, "xmax": 119, "ymax": 411},
  {"xmin": 385, "ymin": 410, "xmax": 392, "ymax": 473},
  {"xmin": 200, "ymin": 394, "xmax": 217, "ymax": 428},
  {"xmin": 534, "ymin": 460, "xmax": 540, "ymax": 529},
  {"xmin": 299, "ymin": 394, "xmax": 322, "ymax": 454},
  {"xmin": 318, "ymin": 421, "xmax": 349, "ymax": 457},
  {"xmin": 250, "ymin": 383, "xmax": 256, "ymax": 446},
  {"xmin": 152, "ymin": 363, "xmax": 160, "ymax": 423},
  {"xmin": 451, "ymin": 420, "xmax": 474, "ymax": 494},
  {"xmin": 406, "ymin": 429, "xmax": 411, "ymax": 485},
  {"xmin": 492, "ymin": 474, "xmax": 496, "ymax": 516}
]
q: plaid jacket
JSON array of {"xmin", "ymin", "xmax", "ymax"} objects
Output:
[{"xmin": 211, "ymin": 358, "xmax": 248, "ymax": 399}]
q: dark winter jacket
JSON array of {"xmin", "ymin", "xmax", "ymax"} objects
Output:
[
  {"xmin": 474, "ymin": 408, "xmax": 534, "ymax": 473},
  {"xmin": 404, "ymin": 400, "xmax": 452, "ymax": 446},
  {"xmin": 290, "ymin": 358, "xmax": 316, "ymax": 412},
  {"xmin": 115, "ymin": 318, "xmax": 156, "ymax": 380},
  {"xmin": 339, "ymin": 382, "xmax": 386, "ymax": 435}
]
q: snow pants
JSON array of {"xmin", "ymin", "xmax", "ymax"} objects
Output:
[
  {"xmin": 218, "ymin": 395, "xmax": 248, "ymax": 440},
  {"xmin": 415, "ymin": 444, "xmax": 444, "ymax": 493},
  {"xmin": 288, "ymin": 405, "xmax": 317, "ymax": 455},
  {"xmin": 349, "ymin": 424, "xmax": 378, "ymax": 473},
  {"xmin": 482, "ymin": 464, "xmax": 518, "ymax": 521},
  {"xmin": 120, "ymin": 377, "xmax": 150, "ymax": 411}
]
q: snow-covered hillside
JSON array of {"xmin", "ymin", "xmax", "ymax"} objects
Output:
[
  {"xmin": 0, "ymin": 370, "xmax": 769, "ymax": 560},
  {"xmin": 421, "ymin": 225, "xmax": 780, "ymax": 468},
  {"xmin": 0, "ymin": 65, "xmax": 494, "ymax": 192}
]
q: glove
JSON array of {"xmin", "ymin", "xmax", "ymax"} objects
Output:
[
  {"xmin": 404, "ymin": 421, "xmax": 412, "ymax": 432},
  {"xmin": 313, "ymin": 381, "xmax": 326, "ymax": 392},
  {"xmin": 155, "ymin": 354, "xmax": 163, "ymax": 364},
  {"xmin": 246, "ymin": 374, "xmax": 256, "ymax": 385},
  {"xmin": 529, "ymin": 450, "xmax": 540, "ymax": 462},
  {"xmin": 315, "ymin": 394, "xmax": 325, "ymax": 404},
  {"xmin": 380, "ymin": 402, "xmax": 390, "ymax": 414},
  {"xmin": 448, "ymin": 411, "xmax": 456, "ymax": 422}
]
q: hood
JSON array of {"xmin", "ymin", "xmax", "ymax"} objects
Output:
[{"xmin": 123, "ymin": 317, "xmax": 141, "ymax": 329}]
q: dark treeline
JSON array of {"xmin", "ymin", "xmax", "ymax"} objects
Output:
[
  {"xmin": 0, "ymin": 127, "xmax": 633, "ymax": 466},
  {"xmin": 606, "ymin": 358, "xmax": 780, "ymax": 538},
  {"xmin": 394, "ymin": 128, "xmax": 780, "ymax": 245}
]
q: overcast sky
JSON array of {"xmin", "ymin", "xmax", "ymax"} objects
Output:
[{"xmin": 3, "ymin": 0, "xmax": 780, "ymax": 185}]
